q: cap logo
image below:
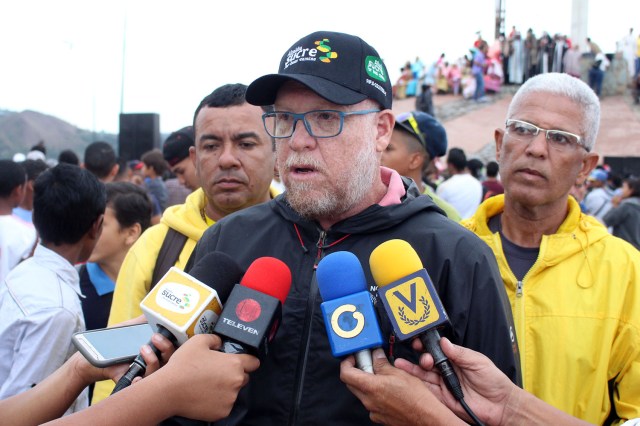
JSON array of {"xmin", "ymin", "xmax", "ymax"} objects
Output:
[
  {"xmin": 365, "ymin": 56, "xmax": 387, "ymax": 82},
  {"xmin": 283, "ymin": 38, "xmax": 339, "ymax": 69},
  {"xmin": 315, "ymin": 38, "xmax": 338, "ymax": 63}
]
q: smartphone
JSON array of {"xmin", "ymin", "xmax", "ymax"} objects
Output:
[{"xmin": 72, "ymin": 323, "xmax": 155, "ymax": 368}]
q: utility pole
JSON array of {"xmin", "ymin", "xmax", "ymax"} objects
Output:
[
  {"xmin": 571, "ymin": 0, "xmax": 589, "ymax": 52},
  {"xmin": 495, "ymin": 0, "xmax": 505, "ymax": 39},
  {"xmin": 120, "ymin": 13, "xmax": 127, "ymax": 114}
]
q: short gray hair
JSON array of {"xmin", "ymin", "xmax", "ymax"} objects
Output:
[{"xmin": 507, "ymin": 73, "xmax": 600, "ymax": 151}]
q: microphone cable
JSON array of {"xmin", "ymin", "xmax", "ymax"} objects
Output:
[
  {"xmin": 424, "ymin": 330, "xmax": 485, "ymax": 426},
  {"xmin": 112, "ymin": 326, "xmax": 177, "ymax": 394}
]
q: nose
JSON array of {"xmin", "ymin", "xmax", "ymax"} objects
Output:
[
  {"xmin": 218, "ymin": 143, "xmax": 241, "ymax": 169},
  {"xmin": 525, "ymin": 130, "xmax": 549, "ymax": 157},
  {"xmin": 288, "ymin": 117, "xmax": 316, "ymax": 151}
]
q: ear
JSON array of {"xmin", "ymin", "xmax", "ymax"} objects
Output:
[
  {"xmin": 189, "ymin": 146, "xmax": 197, "ymax": 168},
  {"xmin": 11, "ymin": 183, "xmax": 26, "ymax": 207},
  {"xmin": 576, "ymin": 152, "xmax": 600, "ymax": 184},
  {"xmin": 108, "ymin": 163, "xmax": 120, "ymax": 180},
  {"xmin": 90, "ymin": 214, "xmax": 105, "ymax": 240},
  {"xmin": 407, "ymin": 152, "xmax": 424, "ymax": 172},
  {"xmin": 124, "ymin": 222, "xmax": 142, "ymax": 247},
  {"xmin": 495, "ymin": 128, "xmax": 505, "ymax": 162},
  {"xmin": 374, "ymin": 110, "xmax": 395, "ymax": 153}
]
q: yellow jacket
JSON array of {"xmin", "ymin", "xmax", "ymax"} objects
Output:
[
  {"xmin": 108, "ymin": 188, "xmax": 210, "ymax": 325},
  {"xmin": 93, "ymin": 188, "xmax": 210, "ymax": 402},
  {"xmin": 94, "ymin": 186, "xmax": 280, "ymax": 402},
  {"xmin": 462, "ymin": 195, "xmax": 640, "ymax": 424}
]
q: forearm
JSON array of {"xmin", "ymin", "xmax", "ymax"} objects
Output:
[
  {"xmin": 0, "ymin": 354, "xmax": 93, "ymax": 426},
  {"xmin": 44, "ymin": 371, "xmax": 176, "ymax": 426},
  {"xmin": 501, "ymin": 388, "xmax": 592, "ymax": 426}
]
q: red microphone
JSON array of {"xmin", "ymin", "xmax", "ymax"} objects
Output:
[{"xmin": 213, "ymin": 257, "xmax": 291, "ymax": 357}]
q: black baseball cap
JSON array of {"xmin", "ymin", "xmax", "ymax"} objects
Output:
[
  {"xmin": 395, "ymin": 111, "xmax": 448, "ymax": 159},
  {"xmin": 163, "ymin": 126, "xmax": 195, "ymax": 167},
  {"xmin": 246, "ymin": 31, "xmax": 392, "ymax": 109}
]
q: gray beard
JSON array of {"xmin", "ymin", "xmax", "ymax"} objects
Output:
[{"xmin": 282, "ymin": 147, "xmax": 380, "ymax": 221}]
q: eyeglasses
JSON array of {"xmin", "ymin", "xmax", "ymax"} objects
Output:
[
  {"xmin": 262, "ymin": 109, "xmax": 380, "ymax": 139},
  {"xmin": 505, "ymin": 119, "xmax": 587, "ymax": 152}
]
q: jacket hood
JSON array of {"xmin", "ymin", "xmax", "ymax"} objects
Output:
[
  {"xmin": 621, "ymin": 196, "xmax": 640, "ymax": 208},
  {"xmin": 272, "ymin": 176, "xmax": 445, "ymax": 235},
  {"xmin": 161, "ymin": 188, "xmax": 208, "ymax": 240},
  {"xmin": 463, "ymin": 194, "xmax": 611, "ymax": 268}
]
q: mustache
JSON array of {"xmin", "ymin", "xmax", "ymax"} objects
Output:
[
  {"xmin": 282, "ymin": 153, "xmax": 327, "ymax": 174},
  {"xmin": 212, "ymin": 172, "xmax": 247, "ymax": 184}
]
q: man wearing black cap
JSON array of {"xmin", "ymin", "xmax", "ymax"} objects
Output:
[
  {"xmin": 383, "ymin": 111, "xmax": 461, "ymax": 221},
  {"xmin": 163, "ymin": 126, "xmax": 199, "ymax": 192},
  {"xmin": 193, "ymin": 31, "xmax": 518, "ymax": 425}
]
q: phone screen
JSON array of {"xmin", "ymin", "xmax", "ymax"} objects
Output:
[{"xmin": 73, "ymin": 323, "xmax": 155, "ymax": 366}]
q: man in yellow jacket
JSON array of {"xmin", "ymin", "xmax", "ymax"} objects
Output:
[
  {"xmin": 94, "ymin": 83, "xmax": 278, "ymax": 402},
  {"xmin": 462, "ymin": 73, "xmax": 640, "ymax": 424}
]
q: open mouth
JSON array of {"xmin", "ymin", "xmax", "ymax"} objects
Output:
[{"xmin": 293, "ymin": 166, "xmax": 316, "ymax": 174}]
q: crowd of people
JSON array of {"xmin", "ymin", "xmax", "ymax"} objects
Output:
[
  {"xmin": 0, "ymin": 29, "xmax": 639, "ymax": 426},
  {"xmin": 395, "ymin": 27, "xmax": 640, "ymax": 111}
]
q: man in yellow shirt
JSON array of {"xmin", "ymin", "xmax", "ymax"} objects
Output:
[
  {"xmin": 462, "ymin": 73, "xmax": 640, "ymax": 423},
  {"xmin": 94, "ymin": 83, "xmax": 278, "ymax": 402}
]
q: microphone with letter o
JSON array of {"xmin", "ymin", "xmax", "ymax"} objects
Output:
[
  {"xmin": 317, "ymin": 251, "xmax": 383, "ymax": 373},
  {"xmin": 213, "ymin": 257, "xmax": 292, "ymax": 357},
  {"xmin": 112, "ymin": 252, "xmax": 242, "ymax": 393}
]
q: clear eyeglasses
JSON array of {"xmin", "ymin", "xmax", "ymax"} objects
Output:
[
  {"xmin": 505, "ymin": 119, "xmax": 588, "ymax": 152},
  {"xmin": 262, "ymin": 109, "xmax": 380, "ymax": 139}
]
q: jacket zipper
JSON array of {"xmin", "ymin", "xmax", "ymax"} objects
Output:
[
  {"xmin": 514, "ymin": 277, "xmax": 526, "ymax": 389},
  {"xmin": 289, "ymin": 230, "xmax": 327, "ymax": 425}
]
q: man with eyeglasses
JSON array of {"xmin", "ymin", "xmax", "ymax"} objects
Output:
[
  {"xmin": 193, "ymin": 31, "xmax": 519, "ymax": 425},
  {"xmin": 462, "ymin": 72, "xmax": 640, "ymax": 424}
]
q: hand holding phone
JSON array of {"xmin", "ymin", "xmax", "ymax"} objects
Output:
[{"xmin": 72, "ymin": 323, "xmax": 154, "ymax": 368}]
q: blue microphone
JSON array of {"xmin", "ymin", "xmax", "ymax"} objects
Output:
[{"xmin": 317, "ymin": 251, "xmax": 383, "ymax": 373}]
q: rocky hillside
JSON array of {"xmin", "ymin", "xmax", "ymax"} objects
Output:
[{"xmin": 0, "ymin": 109, "xmax": 116, "ymax": 160}]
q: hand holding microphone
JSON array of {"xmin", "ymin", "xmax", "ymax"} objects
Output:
[
  {"xmin": 369, "ymin": 239, "xmax": 484, "ymax": 426},
  {"xmin": 213, "ymin": 257, "xmax": 292, "ymax": 357},
  {"xmin": 316, "ymin": 251, "xmax": 383, "ymax": 373},
  {"xmin": 112, "ymin": 252, "xmax": 243, "ymax": 393}
]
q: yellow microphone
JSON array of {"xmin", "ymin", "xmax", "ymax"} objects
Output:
[
  {"xmin": 369, "ymin": 239, "xmax": 449, "ymax": 339},
  {"xmin": 370, "ymin": 240, "xmax": 463, "ymax": 400}
]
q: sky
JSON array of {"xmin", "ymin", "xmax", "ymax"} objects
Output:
[{"xmin": 0, "ymin": 0, "xmax": 638, "ymax": 134}]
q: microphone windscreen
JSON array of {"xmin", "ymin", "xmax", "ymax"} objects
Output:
[
  {"xmin": 317, "ymin": 251, "xmax": 367, "ymax": 301},
  {"xmin": 188, "ymin": 252, "xmax": 243, "ymax": 302},
  {"xmin": 369, "ymin": 239, "xmax": 423, "ymax": 287},
  {"xmin": 240, "ymin": 257, "xmax": 292, "ymax": 304}
]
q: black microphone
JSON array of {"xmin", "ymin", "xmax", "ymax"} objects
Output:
[
  {"xmin": 213, "ymin": 257, "xmax": 291, "ymax": 357},
  {"xmin": 111, "ymin": 252, "xmax": 242, "ymax": 394}
]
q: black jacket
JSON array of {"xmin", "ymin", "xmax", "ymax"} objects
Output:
[{"xmin": 194, "ymin": 178, "xmax": 519, "ymax": 426}]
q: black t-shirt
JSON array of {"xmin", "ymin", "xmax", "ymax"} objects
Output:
[
  {"xmin": 78, "ymin": 265, "xmax": 114, "ymax": 331},
  {"xmin": 489, "ymin": 214, "xmax": 539, "ymax": 281}
]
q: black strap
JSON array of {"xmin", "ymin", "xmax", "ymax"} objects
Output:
[{"xmin": 150, "ymin": 228, "xmax": 188, "ymax": 291}]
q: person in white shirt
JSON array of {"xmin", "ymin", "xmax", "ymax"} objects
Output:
[
  {"xmin": 436, "ymin": 148, "xmax": 483, "ymax": 219},
  {"xmin": 0, "ymin": 160, "xmax": 37, "ymax": 283},
  {"xmin": 0, "ymin": 163, "xmax": 106, "ymax": 414},
  {"xmin": 583, "ymin": 168, "xmax": 613, "ymax": 223}
]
